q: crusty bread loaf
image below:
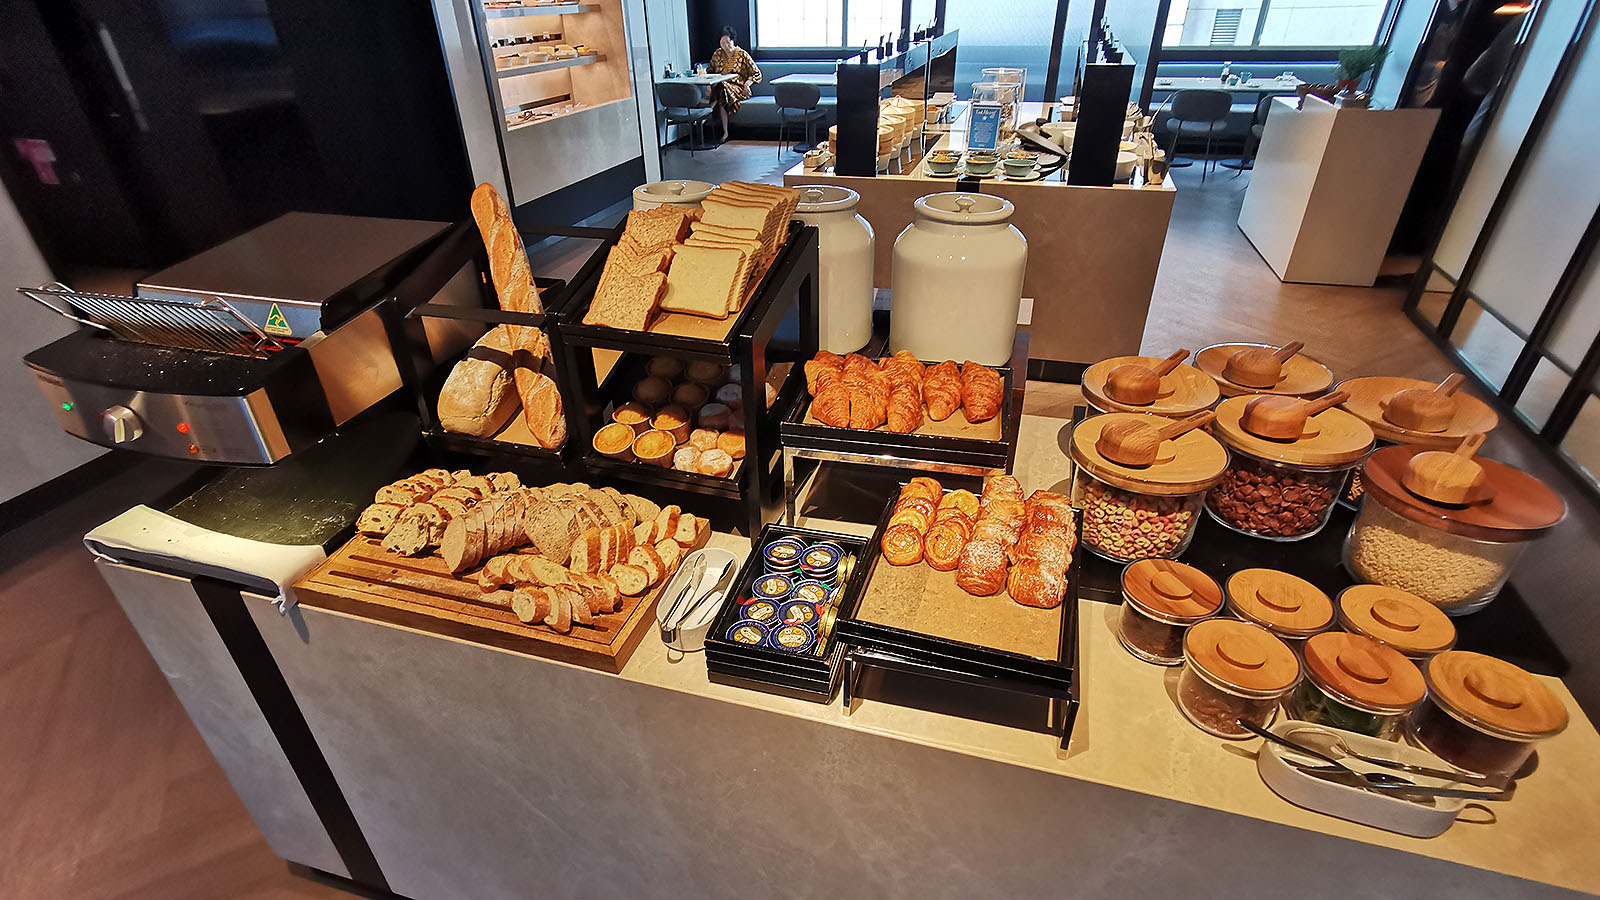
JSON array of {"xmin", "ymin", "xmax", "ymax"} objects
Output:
[
  {"xmin": 438, "ymin": 328, "xmax": 520, "ymax": 437},
  {"xmin": 523, "ymin": 502, "xmax": 580, "ymax": 563}
]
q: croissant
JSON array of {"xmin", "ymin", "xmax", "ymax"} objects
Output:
[
  {"xmin": 1008, "ymin": 562, "xmax": 1067, "ymax": 609},
  {"xmin": 1011, "ymin": 533, "xmax": 1074, "ymax": 572},
  {"xmin": 955, "ymin": 538, "xmax": 1008, "ymax": 596},
  {"xmin": 805, "ymin": 357, "xmax": 843, "ymax": 395},
  {"xmin": 813, "ymin": 384, "xmax": 852, "ymax": 427},
  {"xmin": 886, "ymin": 384, "xmax": 924, "ymax": 433},
  {"xmin": 846, "ymin": 374, "xmax": 888, "ymax": 430},
  {"xmin": 923, "ymin": 360, "xmax": 962, "ymax": 421},
  {"xmin": 843, "ymin": 353, "xmax": 878, "ymax": 376},
  {"xmin": 881, "ymin": 350, "xmax": 925, "ymax": 392},
  {"xmin": 981, "ymin": 475, "xmax": 1024, "ymax": 507},
  {"xmin": 960, "ymin": 361, "xmax": 1004, "ymax": 423}
]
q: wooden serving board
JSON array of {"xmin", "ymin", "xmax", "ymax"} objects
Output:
[
  {"xmin": 292, "ymin": 532, "xmax": 707, "ymax": 673},
  {"xmin": 853, "ymin": 559, "xmax": 1062, "ymax": 661}
]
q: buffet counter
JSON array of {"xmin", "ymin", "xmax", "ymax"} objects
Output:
[
  {"xmin": 784, "ymin": 103, "xmax": 1176, "ymax": 376},
  {"xmin": 249, "ymin": 410, "xmax": 1600, "ymax": 900}
]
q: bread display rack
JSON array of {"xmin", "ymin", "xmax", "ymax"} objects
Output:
[
  {"xmin": 385, "ymin": 219, "xmax": 606, "ymax": 476},
  {"xmin": 837, "ymin": 488, "xmax": 1082, "ymax": 749},
  {"xmin": 555, "ymin": 222, "xmax": 821, "ymax": 538},
  {"xmin": 779, "ymin": 333, "xmax": 1028, "ymax": 525}
]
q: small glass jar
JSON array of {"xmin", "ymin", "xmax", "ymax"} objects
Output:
[
  {"xmin": 1117, "ymin": 559, "xmax": 1222, "ymax": 665},
  {"xmin": 1224, "ymin": 568, "xmax": 1333, "ymax": 650},
  {"xmin": 1069, "ymin": 413, "xmax": 1228, "ymax": 563},
  {"xmin": 1206, "ymin": 396, "xmax": 1374, "ymax": 542},
  {"xmin": 1285, "ymin": 632, "xmax": 1425, "ymax": 739},
  {"xmin": 1345, "ymin": 447, "xmax": 1564, "ymax": 614},
  {"xmin": 1411, "ymin": 651, "xmax": 1569, "ymax": 779},
  {"xmin": 1179, "ymin": 619, "xmax": 1301, "ymax": 740},
  {"xmin": 1335, "ymin": 584, "xmax": 1456, "ymax": 664}
]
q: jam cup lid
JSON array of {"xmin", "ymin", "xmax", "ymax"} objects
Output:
[
  {"xmin": 1302, "ymin": 631, "xmax": 1426, "ymax": 714},
  {"xmin": 1426, "ymin": 651, "xmax": 1569, "ymax": 741},
  {"xmin": 1185, "ymin": 618, "xmax": 1301, "ymax": 698},
  {"xmin": 1122, "ymin": 559, "xmax": 1222, "ymax": 624},
  {"xmin": 1225, "ymin": 568, "xmax": 1333, "ymax": 637},
  {"xmin": 1336, "ymin": 584, "xmax": 1456, "ymax": 657}
]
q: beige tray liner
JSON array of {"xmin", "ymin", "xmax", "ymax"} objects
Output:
[
  {"xmin": 802, "ymin": 405, "xmax": 1004, "ymax": 441},
  {"xmin": 855, "ymin": 558, "xmax": 1062, "ymax": 660}
]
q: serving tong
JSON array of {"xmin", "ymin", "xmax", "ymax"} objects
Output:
[{"xmin": 1239, "ymin": 720, "xmax": 1513, "ymax": 802}]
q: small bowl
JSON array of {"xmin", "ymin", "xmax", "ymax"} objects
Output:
[
  {"xmin": 1002, "ymin": 157, "xmax": 1038, "ymax": 178},
  {"xmin": 964, "ymin": 151, "xmax": 998, "ymax": 175},
  {"xmin": 1115, "ymin": 150, "xmax": 1138, "ymax": 182},
  {"xmin": 926, "ymin": 152, "xmax": 961, "ymax": 174}
]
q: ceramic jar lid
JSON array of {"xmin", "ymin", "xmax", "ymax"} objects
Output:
[
  {"xmin": 1210, "ymin": 396, "xmax": 1375, "ymax": 468},
  {"xmin": 1071, "ymin": 413, "xmax": 1229, "ymax": 496},
  {"xmin": 1336, "ymin": 375, "xmax": 1500, "ymax": 448},
  {"xmin": 1337, "ymin": 585, "xmax": 1457, "ymax": 658},
  {"xmin": 1362, "ymin": 445, "xmax": 1565, "ymax": 542},
  {"xmin": 1196, "ymin": 342, "xmax": 1333, "ymax": 398},
  {"xmin": 1081, "ymin": 355, "xmax": 1220, "ymax": 416},
  {"xmin": 1426, "ymin": 651, "xmax": 1568, "ymax": 740},
  {"xmin": 796, "ymin": 185, "xmax": 861, "ymax": 214},
  {"xmin": 1185, "ymin": 619, "xmax": 1301, "ymax": 696},
  {"xmin": 1122, "ymin": 560, "xmax": 1223, "ymax": 622},
  {"xmin": 1225, "ymin": 568, "xmax": 1333, "ymax": 637},
  {"xmin": 914, "ymin": 192, "xmax": 1015, "ymax": 225},
  {"xmin": 633, "ymin": 180, "xmax": 714, "ymax": 203},
  {"xmin": 1303, "ymin": 632, "xmax": 1426, "ymax": 714}
]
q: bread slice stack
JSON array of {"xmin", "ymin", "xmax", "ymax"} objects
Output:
[{"xmin": 584, "ymin": 205, "xmax": 693, "ymax": 331}]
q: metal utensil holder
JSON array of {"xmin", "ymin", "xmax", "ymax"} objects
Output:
[{"xmin": 18, "ymin": 282, "xmax": 284, "ymax": 358}]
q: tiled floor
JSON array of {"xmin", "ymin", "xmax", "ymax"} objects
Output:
[{"xmin": 5, "ymin": 149, "xmax": 1599, "ymax": 898}]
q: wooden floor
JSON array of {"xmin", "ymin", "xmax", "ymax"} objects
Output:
[{"xmin": 3, "ymin": 149, "xmax": 1594, "ymax": 899}]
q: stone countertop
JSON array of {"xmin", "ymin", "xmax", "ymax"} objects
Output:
[{"xmin": 608, "ymin": 413, "xmax": 1600, "ymax": 897}]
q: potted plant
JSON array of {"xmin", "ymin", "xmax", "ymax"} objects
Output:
[{"xmin": 1337, "ymin": 45, "xmax": 1388, "ymax": 93}]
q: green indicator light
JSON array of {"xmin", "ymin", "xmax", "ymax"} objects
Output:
[{"xmin": 61, "ymin": 402, "xmax": 74, "ymax": 412}]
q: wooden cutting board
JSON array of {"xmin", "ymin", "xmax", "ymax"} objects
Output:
[{"xmin": 293, "ymin": 532, "xmax": 706, "ymax": 673}]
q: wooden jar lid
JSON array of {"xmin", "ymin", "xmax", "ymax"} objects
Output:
[
  {"xmin": 1122, "ymin": 560, "xmax": 1223, "ymax": 622},
  {"xmin": 1225, "ymin": 568, "xmax": 1333, "ymax": 637},
  {"xmin": 1196, "ymin": 343, "xmax": 1333, "ymax": 398},
  {"xmin": 1082, "ymin": 356, "xmax": 1220, "ymax": 416},
  {"xmin": 1362, "ymin": 445, "xmax": 1566, "ymax": 542},
  {"xmin": 1209, "ymin": 396, "xmax": 1375, "ymax": 467},
  {"xmin": 1426, "ymin": 651, "xmax": 1568, "ymax": 740},
  {"xmin": 1336, "ymin": 376, "xmax": 1500, "ymax": 448},
  {"xmin": 1071, "ymin": 413, "xmax": 1228, "ymax": 496},
  {"xmin": 1337, "ymin": 585, "xmax": 1456, "ymax": 657},
  {"xmin": 1185, "ymin": 619, "xmax": 1301, "ymax": 696},
  {"xmin": 1303, "ymin": 632, "xmax": 1426, "ymax": 713}
]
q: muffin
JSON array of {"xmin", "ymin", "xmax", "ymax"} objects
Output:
[
  {"xmin": 717, "ymin": 430, "xmax": 746, "ymax": 460},
  {"xmin": 688, "ymin": 428, "xmax": 720, "ymax": 451},
  {"xmin": 672, "ymin": 382, "xmax": 709, "ymax": 411},
  {"xmin": 686, "ymin": 360, "xmax": 727, "ymax": 386},
  {"xmin": 698, "ymin": 448, "xmax": 734, "ymax": 477},
  {"xmin": 592, "ymin": 422, "xmax": 636, "ymax": 460},
  {"xmin": 632, "ymin": 429, "xmax": 676, "ymax": 466},
  {"xmin": 633, "ymin": 376, "xmax": 672, "ymax": 406},
  {"xmin": 613, "ymin": 401, "xmax": 653, "ymax": 434},
  {"xmin": 698, "ymin": 402, "xmax": 732, "ymax": 431},
  {"xmin": 646, "ymin": 356, "xmax": 684, "ymax": 380},
  {"xmin": 652, "ymin": 404, "xmax": 692, "ymax": 443}
]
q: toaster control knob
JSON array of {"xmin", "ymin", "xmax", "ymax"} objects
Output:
[{"xmin": 101, "ymin": 406, "xmax": 143, "ymax": 444}]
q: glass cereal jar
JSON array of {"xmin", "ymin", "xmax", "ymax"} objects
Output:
[
  {"xmin": 1179, "ymin": 619, "xmax": 1301, "ymax": 740},
  {"xmin": 1333, "ymin": 375, "xmax": 1501, "ymax": 510},
  {"xmin": 1224, "ymin": 568, "xmax": 1334, "ymax": 649},
  {"xmin": 1070, "ymin": 413, "xmax": 1227, "ymax": 563},
  {"xmin": 1285, "ymin": 632, "xmax": 1425, "ymax": 739},
  {"xmin": 1080, "ymin": 354, "xmax": 1219, "ymax": 419},
  {"xmin": 1205, "ymin": 395, "xmax": 1374, "ymax": 541},
  {"xmin": 1345, "ymin": 446, "xmax": 1564, "ymax": 614},
  {"xmin": 1336, "ymin": 584, "xmax": 1456, "ymax": 664},
  {"xmin": 1118, "ymin": 559, "xmax": 1222, "ymax": 665},
  {"xmin": 1411, "ymin": 651, "xmax": 1568, "ymax": 779}
]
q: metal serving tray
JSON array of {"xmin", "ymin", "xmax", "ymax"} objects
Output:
[
  {"xmin": 701, "ymin": 524, "xmax": 873, "ymax": 702},
  {"xmin": 780, "ymin": 360, "xmax": 1021, "ymax": 475},
  {"xmin": 833, "ymin": 487, "xmax": 1082, "ymax": 745}
]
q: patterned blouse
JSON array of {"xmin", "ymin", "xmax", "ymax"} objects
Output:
[{"xmin": 710, "ymin": 46, "xmax": 761, "ymax": 113}]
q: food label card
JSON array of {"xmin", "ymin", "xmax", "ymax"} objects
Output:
[{"xmin": 968, "ymin": 102, "xmax": 1003, "ymax": 151}]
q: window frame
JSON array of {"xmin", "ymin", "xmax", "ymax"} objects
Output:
[{"xmin": 752, "ymin": 0, "xmax": 909, "ymax": 53}]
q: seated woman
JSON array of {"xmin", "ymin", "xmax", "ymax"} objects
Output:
[{"xmin": 708, "ymin": 26, "xmax": 761, "ymax": 143}]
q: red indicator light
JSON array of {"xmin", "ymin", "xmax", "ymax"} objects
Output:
[
  {"xmin": 175, "ymin": 423, "xmax": 190, "ymax": 434},
  {"xmin": 188, "ymin": 445, "xmax": 200, "ymax": 455}
]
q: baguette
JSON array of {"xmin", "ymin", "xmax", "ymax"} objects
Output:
[
  {"xmin": 653, "ymin": 538, "xmax": 683, "ymax": 574},
  {"xmin": 672, "ymin": 512, "xmax": 700, "ymax": 546},
  {"xmin": 542, "ymin": 589, "xmax": 573, "ymax": 632},
  {"xmin": 511, "ymin": 588, "xmax": 554, "ymax": 624},
  {"xmin": 628, "ymin": 544, "xmax": 666, "ymax": 586},
  {"xmin": 608, "ymin": 563, "xmax": 650, "ymax": 596},
  {"xmin": 562, "ymin": 587, "xmax": 594, "ymax": 627},
  {"xmin": 514, "ymin": 358, "xmax": 566, "ymax": 450},
  {"xmin": 569, "ymin": 527, "xmax": 604, "ymax": 574},
  {"xmin": 652, "ymin": 505, "xmax": 682, "ymax": 545}
]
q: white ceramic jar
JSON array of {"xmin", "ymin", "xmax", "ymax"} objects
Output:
[
  {"xmin": 795, "ymin": 186, "xmax": 875, "ymax": 354},
  {"xmin": 632, "ymin": 179, "xmax": 714, "ymax": 211},
  {"xmin": 890, "ymin": 193, "xmax": 1026, "ymax": 365}
]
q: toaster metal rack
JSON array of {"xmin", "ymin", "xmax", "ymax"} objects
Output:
[
  {"xmin": 386, "ymin": 219, "xmax": 612, "ymax": 481},
  {"xmin": 20, "ymin": 284, "xmax": 284, "ymax": 357},
  {"xmin": 836, "ymin": 488, "xmax": 1082, "ymax": 750},
  {"xmin": 554, "ymin": 222, "xmax": 821, "ymax": 539}
]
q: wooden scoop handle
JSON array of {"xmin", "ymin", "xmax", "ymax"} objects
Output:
[
  {"xmin": 1298, "ymin": 390, "xmax": 1349, "ymax": 419},
  {"xmin": 1270, "ymin": 340, "xmax": 1305, "ymax": 363},
  {"xmin": 1155, "ymin": 410, "xmax": 1216, "ymax": 441},
  {"xmin": 1435, "ymin": 373, "xmax": 1466, "ymax": 397},
  {"xmin": 1152, "ymin": 349, "xmax": 1190, "ymax": 377},
  {"xmin": 1454, "ymin": 432, "xmax": 1486, "ymax": 459}
]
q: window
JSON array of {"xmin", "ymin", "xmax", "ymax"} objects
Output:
[
  {"xmin": 754, "ymin": 0, "xmax": 899, "ymax": 49},
  {"xmin": 1162, "ymin": 0, "xmax": 1389, "ymax": 48}
]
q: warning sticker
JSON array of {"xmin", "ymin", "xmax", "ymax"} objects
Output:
[{"xmin": 263, "ymin": 303, "xmax": 292, "ymax": 336}]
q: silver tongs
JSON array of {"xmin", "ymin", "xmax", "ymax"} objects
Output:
[
  {"xmin": 1239, "ymin": 720, "xmax": 1515, "ymax": 802},
  {"xmin": 659, "ymin": 557, "xmax": 733, "ymax": 646}
]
